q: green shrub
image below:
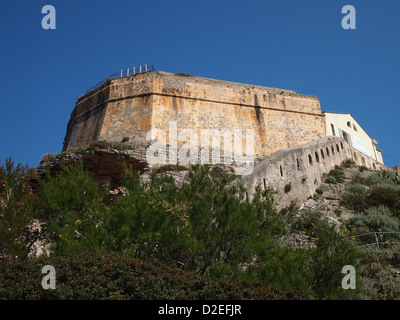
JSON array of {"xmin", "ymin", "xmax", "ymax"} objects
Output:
[
  {"xmin": 0, "ymin": 158, "xmax": 37, "ymax": 259},
  {"xmin": 315, "ymin": 186, "xmax": 325, "ymax": 195},
  {"xmin": 367, "ymin": 186, "xmax": 400, "ymax": 215},
  {"xmin": 249, "ymin": 246, "xmax": 312, "ymax": 296},
  {"xmin": 359, "ymin": 249, "xmax": 400, "ymax": 300},
  {"xmin": 364, "ymin": 169, "xmax": 399, "ymax": 186},
  {"xmin": 121, "ymin": 137, "xmax": 130, "ymax": 143},
  {"xmin": 284, "ymin": 183, "xmax": 292, "ymax": 193},
  {"xmin": 307, "ymin": 222, "xmax": 361, "ymax": 299},
  {"xmin": 38, "ymin": 162, "xmax": 105, "ymax": 255},
  {"xmin": 250, "ymin": 221, "xmax": 362, "ymax": 299},
  {"xmin": 0, "ymin": 251, "xmax": 307, "ymax": 300},
  {"xmin": 325, "ymin": 168, "xmax": 345, "ymax": 184},
  {"xmin": 334, "ymin": 208, "xmax": 342, "ymax": 216},
  {"xmin": 291, "ymin": 210, "xmax": 322, "ymax": 236},
  {"xmin": 341, "ymin": 159, "xmax": 355, "ymax": 168},
  {"xmin": 341, "ymin": 183, "xmax": 368, "ymax": 212},
  {"xmin": 348, "ymin": 206, "xmax": 400, "ymax": 235}
]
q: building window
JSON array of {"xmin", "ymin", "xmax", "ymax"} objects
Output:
[
  {"xmin": 347, "ymin": 121, "xmax": 351, "ymax": 128},
  {"xmin": 331, "ymin": 124, "xmax": 336, "ymax": 136},
  {"xmin": 353, "ymin": 124, "xmax": 358, "ymax": 132},
  {"xmin": 342, "ymin": 130, "xmax": 351, "ymax": 145}
]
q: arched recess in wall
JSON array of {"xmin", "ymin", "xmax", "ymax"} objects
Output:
[
  {"xmin": 326, "ymin": 147, "xmax": 330, "ymax": 157},
  {"xmin": 362, "ymin": 157, "xmax": 366, "ymax": 166},
  {"xmin": 320, "ymin": 149, "xmax": 325, "ymax": 160},
  {"xmin": 297, "ymin": 158, "xmax": 300, "ymax": 170},
  {"xmin": 331, "ymin": 145, "xmax": 335, "ymax": 155},
  {"xmin": 336, "ymin": 144, "xmax": 340, "ymax": 153},
  {"xmin": 308, "ymin": 154, "xmax": 313, "ymax": 165},
  {"xmin": 315, "ymin": 151, "xmax": 320, "ymax": 163},
  {"xmin": 280, "ymin": 165, "xmax": 283, "ymax": 177}
]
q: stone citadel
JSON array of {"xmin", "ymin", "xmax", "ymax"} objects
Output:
[
  {"xmin": 59, "ymin": 68, "xmax": 388, "ymax": 207},
  {"xmin": 63, "ymin": 70, "xmax": 325, "ymax": 158}
]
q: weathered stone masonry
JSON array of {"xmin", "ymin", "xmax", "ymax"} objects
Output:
[
  {"xmin": 63, "ymin": 71, "xmax": 326, "ymax": 158},
  {"xmin": 238, "ymin": 136, "xmax": 387, "ymax": 209}
]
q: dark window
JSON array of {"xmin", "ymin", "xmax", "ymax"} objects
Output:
[{"xmin": 331, "ymin": 124, "xmax": 336, "ymax": 136}]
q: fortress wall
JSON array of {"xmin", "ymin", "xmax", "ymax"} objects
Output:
[
  {"xmin": 149, "ymin": 72, "xmax": 326, "ymax": 157},
  {"xmin": 99, "ymin": 95, "xmax": 152, "ymax": 144},
  {"xmin": 350, "ymin": 146, "xmax": 385, "ymax": 171},
  {"xmin": 98, "ymin": 73, "xmax": 154, "ymax": 144},
  {"xmin": 239, "ymin": 136, "xmax": 387, "ymax": 209},
  {"xmin": 63, "ymin": 71, "xmax": 325, "ymax": 156},
  {"xmin": 63, "ymin": 85, "xmax": 110, "ymax": 151}
]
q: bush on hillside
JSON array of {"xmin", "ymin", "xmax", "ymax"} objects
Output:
[
  {"xmin": 325, "ymin": 167, "xmax": 345, "ymax": 184},
  {"xmin": 364, "ymin": 169, "xmax": 399, "ymax": 186},
  {"xmin": 341, "ymin": 183, "xmax": 369, "ymax": 212},
  {"xmin": 0, "ymin": 158, "xmax": 37, "ymax": 259},
  {"xmin": 38, "ymin": 162, "xmax": 106, "ymax": 255},
  {"xmin": 0, "ymin": 251, "xmax": 307, "ymax": 300},
  {"xmin": 366, "ymin": 186, "xmax": 400, "ymax": 216},
  {"xmin": 359, "ymin": 248, "xmax": 400, "ymax": 300},
  {"xmin": 348, "ymin": 206, "xmax": 400, "ymax": 235}
]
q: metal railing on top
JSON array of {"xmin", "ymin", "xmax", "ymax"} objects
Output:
[{"xmin": 85, "ymin": 64, "xmax": 155, "ymax": 95}]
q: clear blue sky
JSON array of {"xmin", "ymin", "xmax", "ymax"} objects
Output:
[{"xmin": 0, "ymin": 0, "xmax": 399, "ymax": 168}]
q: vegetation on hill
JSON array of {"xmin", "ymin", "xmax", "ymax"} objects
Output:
[{"xmin": 0, "ymin": 157, "xmax": 400, "ymax": 299}]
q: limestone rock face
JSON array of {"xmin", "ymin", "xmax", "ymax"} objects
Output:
[{"xmin": 33, "ymin": 146, "xmax": 149, "ymax": 190}]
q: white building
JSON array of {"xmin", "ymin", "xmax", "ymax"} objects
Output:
[{"xmin": 324, "ymin": 112, "xmax": 384, "ymax": 165}]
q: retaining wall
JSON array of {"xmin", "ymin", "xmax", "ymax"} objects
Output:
[{"xmin": 238, "ymin": 136, "xmax": 387, "ymax": 209}]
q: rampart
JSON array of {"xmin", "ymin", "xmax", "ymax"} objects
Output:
[
  {"xmin": 238, "ymin": 136, "xmax": 387, "ymax": 209},
  {"xmin": 63, "ymin": 71, "xmax": 326, "ymax": 158}
]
